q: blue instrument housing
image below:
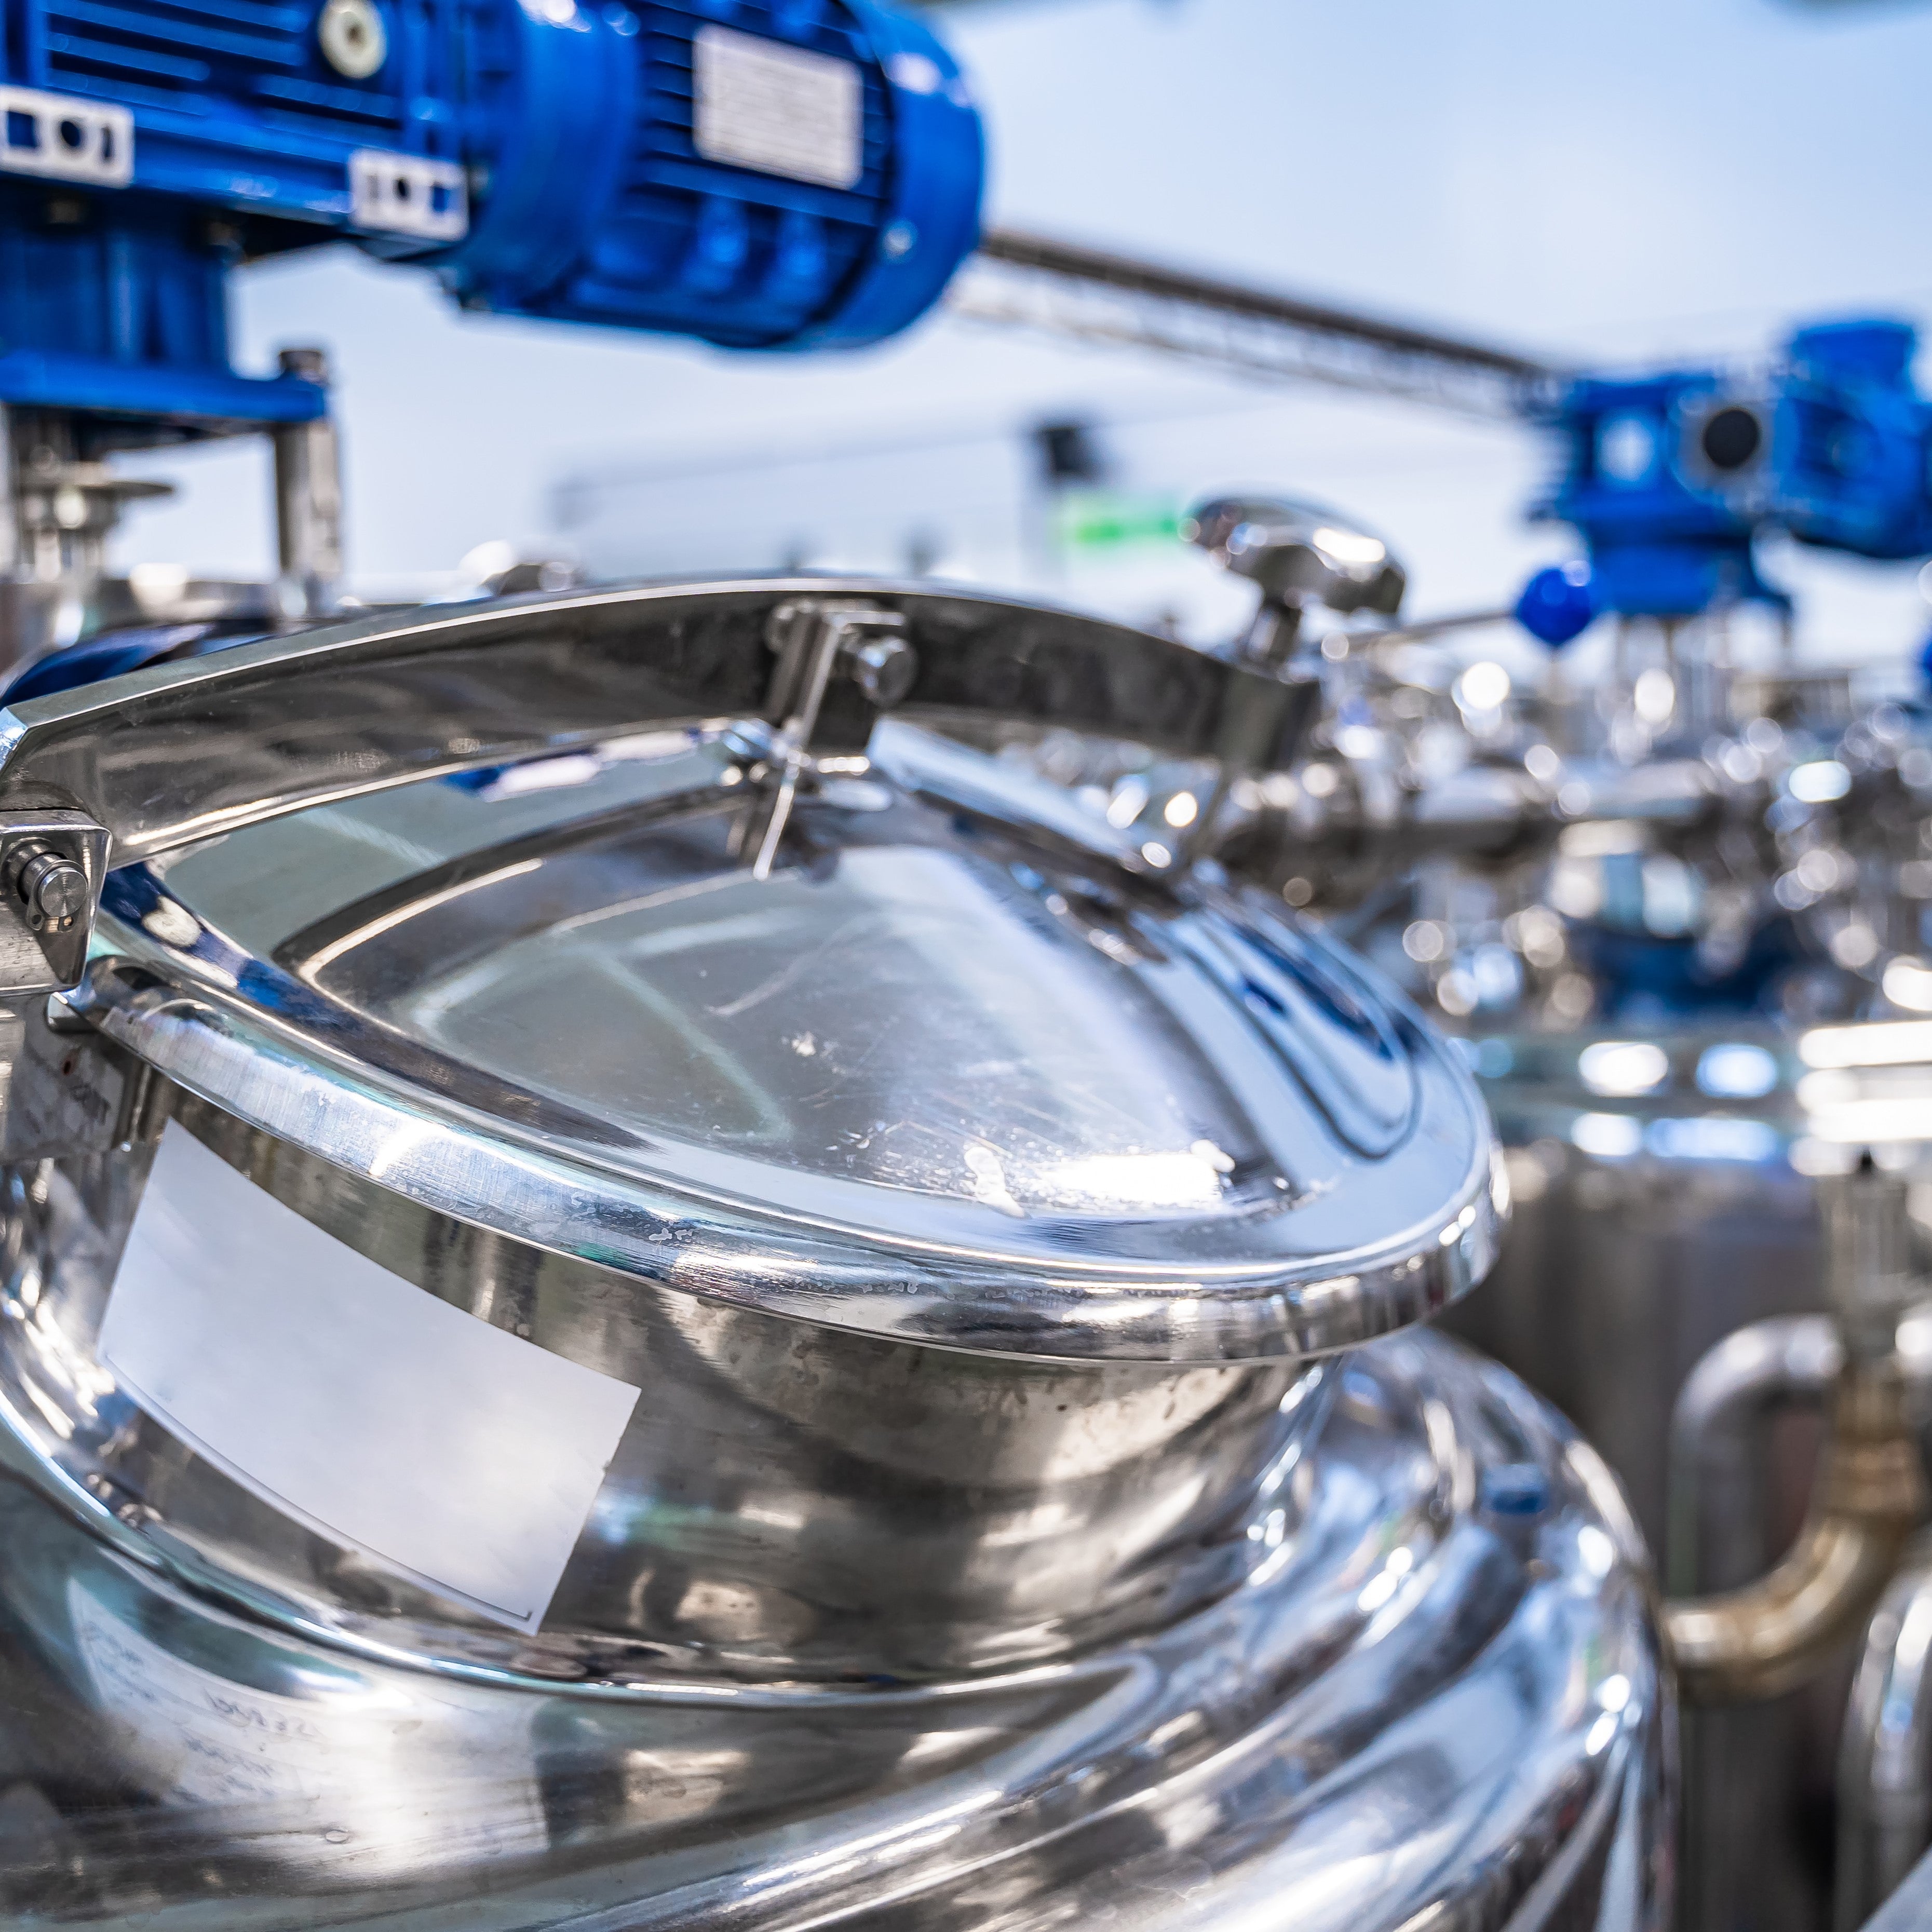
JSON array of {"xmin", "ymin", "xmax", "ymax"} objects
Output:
[
  {"xmin": 1526, "ymin": 316, "xmax": 1932, "ymax": 621},
  {"xmin": 0, "ymin": 0, "xmax": 982, "ymax": 444}
]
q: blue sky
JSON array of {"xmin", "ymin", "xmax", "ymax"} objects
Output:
[{"xmin": 114, "ymin": 0, "xmax": 1932, "ymax": 665}]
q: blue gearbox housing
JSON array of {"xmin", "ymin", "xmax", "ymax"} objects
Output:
[
  {"xmin": 1526, "ymin": 317, "xmax": 1932, "ymax": 621},
  {"xmin": 0, "ymin": 0, "xmax": 983, "ymax": 442}
]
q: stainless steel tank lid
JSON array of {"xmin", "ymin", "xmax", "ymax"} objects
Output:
[{"xmin": 7, "ymin": 578, "xmax": 1503, "ymax": 1363}]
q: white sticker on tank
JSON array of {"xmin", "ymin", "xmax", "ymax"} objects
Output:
[
  {"xmin": 99, "ymin": 1123, "xmax": 641, "ymax": 1632},
  {"xmin": 693, "ymin": 25, "xmax": 862, "ymax": 190}
]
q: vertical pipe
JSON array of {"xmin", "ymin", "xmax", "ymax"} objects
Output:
[
  {"xmin": 272, "ymin": 347, "xmax": 344, "ymax": 621},
  {"xmin": 1838, "ymin": 1543, "xmax": 1932, "ymax": 1931},
  {"xmin": 0, "ymin": 401, "xmax": 22, "ymax": 580},
  {"xmin": 1669, "ymin": 1314, "xmax": 1841, "ymax": 1932}
]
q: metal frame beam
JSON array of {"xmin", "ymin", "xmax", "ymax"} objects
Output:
[{"xmin": 950, "ymin": 228, "xmax": 1562, "ymax": 421}]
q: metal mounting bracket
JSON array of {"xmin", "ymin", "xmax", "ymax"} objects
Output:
[
  {"xmin": 745, "ymin": 599, "xmax": 916, "ymax": 879},
  {"xmin": 0, "ymin": 809, "xmax": 106, "ymax": 994}
]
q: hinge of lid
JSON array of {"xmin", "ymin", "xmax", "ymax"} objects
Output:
[
  {"xmin": 0, "ymin": 809, "xmax": 108, "ymax": 994},
  {"xmin": 743, "ymin": 598, "xmax": 917, "ymax": 879}
]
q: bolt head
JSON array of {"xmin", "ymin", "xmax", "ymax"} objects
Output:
[
  {"xmin": 848, "ymin": 634, "xmax": 918, "ymax": 710},
  {"xmin": 31, "ymin": 858, "xmax": 88, "ymax": 927},
  {"xmin": 317, "ymin": 0, "xmax": 387, "ymax": 78}
]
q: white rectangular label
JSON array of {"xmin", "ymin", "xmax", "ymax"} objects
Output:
[
  {"xmin": 693, "ymin": 25, "xmax": 862, "ymax": 191},
  {"xmin": 349, "ymin": 148, "xmax": 468, "ymax": 241},
  {"xmin": 100, "ymin": 1123, "xmax": 640, "ymax": 1632},
  {"xmin": 0, "ymin": 87, "xmax": 132, "ymax": 187}
]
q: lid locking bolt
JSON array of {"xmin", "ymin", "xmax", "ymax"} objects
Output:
[
  {"xmin": 840, "ymin": 630, "xmax": 918, "ymax": 710},
  {"xmin": 9, "ymin": 841, "xmax": 88, "ymax": 935}
]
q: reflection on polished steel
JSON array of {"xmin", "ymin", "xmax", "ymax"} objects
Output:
[
  {"xmin": 0, "ymin": 1110, "xmax": 1339, "ymax": 1685},
  {"xmin": 1184, "ymin": 496, "xmax": 1408, "ymax": 643},
  {"xmin": 0, "ymin": 1331, "xmax": 1666, "ymax": 1928},
  {"xmin": 949, "ymin": 476, "xmax": 1932, "ymax": 1932},
  {"xmin": 0, "ymin": 574, "xmax": 1307, "ymax": 926}
]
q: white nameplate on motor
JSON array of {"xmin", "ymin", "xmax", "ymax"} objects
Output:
[
  {"xmin": 99, "ymin": 1123, "xmax": 640, "ymax": 1632},
  {"xmin": 0, "ymin": 87, "xmax": 132, "ymax": 187},
  {"xmin": 349, "ymin": 147, "xmax": 468, "ymax": 240},
  {"xmin": 693, "ymin": 25, "xmax": 862, "ymax": 191}
]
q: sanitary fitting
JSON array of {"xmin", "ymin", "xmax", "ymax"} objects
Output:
[{"xmin": 1663, "ymin": 1156, "xmax": 1928, "ymax": 1705}]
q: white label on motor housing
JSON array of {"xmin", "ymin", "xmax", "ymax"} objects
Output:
[
  {"xmin": 693, "ymin": 25, "xmax": 862, "ymax": 191},
  {"xmin": 349, "ymin": 148, "xmax": 468, "ymax": 240},
  {"xmin": 0, "ymin": 87, "xmax": 132, "ymax": 187},
  {"xmin": 99, "ymin": 1123, "xmax": 640, "ymax": 1632}
]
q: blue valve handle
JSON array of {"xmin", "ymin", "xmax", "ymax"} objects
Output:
[{"xmin": 1515, "ymin": 562, "xmax": 1597, "ymax": 649}]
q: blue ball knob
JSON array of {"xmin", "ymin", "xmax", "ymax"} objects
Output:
[{"xmin": 1516, "ymin": 562, "xmax": 1597, "ymax": 649}]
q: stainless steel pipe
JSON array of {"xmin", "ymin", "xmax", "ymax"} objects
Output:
[
  {"xmin": 1668, "ymin": 1314, "xmax": 1843, "ymax": 1595},
  {"xmin": 1665, "ymin": 1164, "xmax": 1927, "ymax": 1706},
  {"xmin": 1838, "ymin": 1538, "xmax": 1932, "ymax": 1930},
  {"xmin": 1665, "ymin": 1353, "xmax": 1925, "ymax": 1704}
]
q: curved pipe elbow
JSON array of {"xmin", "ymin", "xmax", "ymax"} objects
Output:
[
  {"xmin": 1664, "ymin": 1362, "xmax": 1925, "ymax": 1706},
  {"xmin": 1666, "ymin": 1512, "xmax": 1916, "ymax": 1704}
]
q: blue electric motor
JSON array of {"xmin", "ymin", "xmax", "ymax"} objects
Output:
[
  {"xmin": 0, "ymin": 0, "xmax": 982, "ymax": 438},
  {"xmin": 1524, "ymin": 316, "xmax": 1932, "ymax": 624}
]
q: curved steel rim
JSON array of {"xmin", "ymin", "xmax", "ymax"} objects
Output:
[{"xmin": 75, "ymin": 918, "xmax": 1507, "ymax": 1366}]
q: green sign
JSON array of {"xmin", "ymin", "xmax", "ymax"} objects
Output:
[{"xmin": 1052, "ymin": 491, "xmax": 1186, "ymax": 556}]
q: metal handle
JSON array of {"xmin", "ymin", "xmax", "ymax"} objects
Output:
[
  {"xmin": 0, "ymin": 575, "xmax": 1299, "ymax": 994},
  {"xmin": 1184, "ymin": 495, "xmax": 1408, "ymax": 661}
]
